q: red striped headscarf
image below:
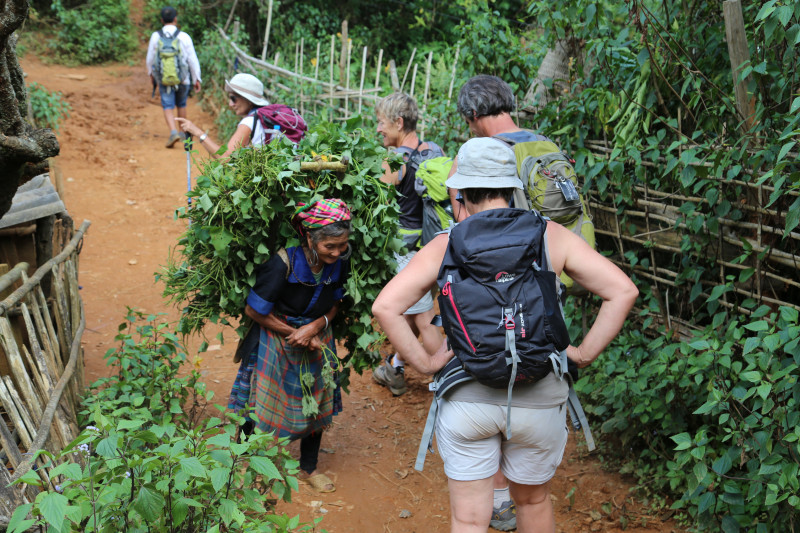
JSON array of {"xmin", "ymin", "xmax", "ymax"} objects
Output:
[{"xmin": 292, "ymin": 198, "xmax": 352, "ymax": 236}]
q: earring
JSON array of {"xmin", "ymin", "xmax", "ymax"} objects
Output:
[
  {"xmin": 340, "ymin": 243, "xmax": 352, "ymax": 261},
  {"xmin": 310, "ymin": 248, "xmax": 319, "ymax": 266}
]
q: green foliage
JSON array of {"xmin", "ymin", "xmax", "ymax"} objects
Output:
[
  {"xmin": 9, "ymin": 310, "xmax": 315, "ymax": 532},
  {"xmin": 572, "ymin": 293, "xmax": 800, "ymax": 530},
  {"xmin": 143, "ymin": 0, "xmax": 211, "ymax": 42},
  {"xmin": 158, "ymin": 117, "xmax": 403, "ymax": 375},
  {"xmin": 50, "ymin": 0, "xmax": 137, "ymax": 64},
  {"xmin": 27, "ymin": 82, "xmax": 71, "ymax": 131}
]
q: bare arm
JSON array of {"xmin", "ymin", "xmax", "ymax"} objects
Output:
[
  {"xmin": 246, "ymin": 303, "xmax": 335, "ymax": 351},
  {"xmin": 380, "ymin": 160, "xmax": 401, "ymax": 185},
  {"xmin": 545, "ymin": 221, "xmax": 638, "ymax": 367},
  {"xmin": 447, "ymin": 158, "xmax": 469, "ymax": 222},
  {"xmin": 372, "ymin": 235, "xmax": 452, "ymax": 374},
  {"xmin": 175, "ymin": 119, "xmax": 253, "ymax": 159}
]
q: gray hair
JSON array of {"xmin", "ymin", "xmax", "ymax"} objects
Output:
[
  {"xmin": 306, "ymin": 220, "xmax": 351, "ymax": 245},
  {"xmin": 457, "ymin": 75, "xmax": 516, "ymax": 119},
  {"xmin": 375, "ymin": 92, "xmax": 418, "ymax": 133}
]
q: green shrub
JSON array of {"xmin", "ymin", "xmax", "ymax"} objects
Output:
[
  {"xmin": 8, "ymin": 310, "xmax": 316, "ymax": 532},
  {"xmin": 50, "ymin": 0, "xmax": 137, "ymax": 64},
  {"xmin": 572, "ymin": 294, "xmax": 800, "ymax": 530},
  {"xmin": 27, "ymin": 82, "xmax": 71, "ymax": 131}
]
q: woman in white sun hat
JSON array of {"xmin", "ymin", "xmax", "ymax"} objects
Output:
[{"xmin": 176, "ymin": 73, "xmax": 271, "ymax": 159}]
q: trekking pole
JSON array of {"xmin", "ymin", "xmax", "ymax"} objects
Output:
[{"xmin": 184, "ymin": 133, "xmax": 193, "ymax": 223}]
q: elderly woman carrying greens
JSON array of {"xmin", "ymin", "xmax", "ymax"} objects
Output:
[{"xmin": 229, "ymin": 199, "xmax": 353, "ymax": 493}]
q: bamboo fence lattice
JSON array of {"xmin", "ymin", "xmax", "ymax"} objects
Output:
[{"xmin": 0, "ymin": 220, "xmax": 90, "ymax": 526}]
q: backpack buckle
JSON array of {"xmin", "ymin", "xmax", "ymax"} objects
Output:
[{"xmin": 503, "ymin": 312, "xmax": 515, "ymax": 330}]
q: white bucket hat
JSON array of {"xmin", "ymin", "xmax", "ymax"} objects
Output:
[
  {"xmin": 224, "ymin": 73, "xmax": 270, "ymax": 107},
  {"xmin": 446, "ymin": 137, "xmax": 523, "ymax": 190}
]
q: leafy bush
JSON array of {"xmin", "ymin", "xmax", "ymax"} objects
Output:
[
  {"xmin": 27, "ymin": 82, "xmax": 71, "ymax": 131},
  {"xmin": 573, "ymin": 296, "xmax": 800, "ymax": 530},
  {"xmin": 158, "ymin": 117, "xmax": 403, "ymax": 375},
  {"xmin": 8, "ymin": 311, "xmax": 315, "ymax": 532},
  {"xmin": 50, "ymin": 0, "xmax": 137, "ymax": 64}
]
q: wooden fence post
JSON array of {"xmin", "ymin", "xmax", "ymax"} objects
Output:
[
  {"xmin": 389, "ymin": 59, "xmax": 399, "ymax": 92},
  {"xmin": 339, "ymin": 20, "xmax": 348, "ymax": 87},
  {"xmin": 723, "ymin": 0, "xmax": 756, "ymax": 131},
  {"xmin": 260, "ymin": 0, "xmax": 273, "ymax": 61}
]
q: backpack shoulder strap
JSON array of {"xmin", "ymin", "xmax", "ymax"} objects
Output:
[
  {"xmin": 565, "ymin": 373, "xmax": 596, "ymax": 451},
  {"xmin": 249, "ymin": 107, "xmax": 264, "ymax": 142},
  {"xmin": 276, "ymin": 248, "xmax": 291, "ymax": 279}
]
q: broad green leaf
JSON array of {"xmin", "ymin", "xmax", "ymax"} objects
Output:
[
  {"xmin": 180, "ymin": 457, "xmax": 208, "ymax": 478},
  {"xmin": 210, "ymin": 467, "xmax": 231, "ymax": 492},
  {"xmin": 7, "ymin": 503, "xmax": 34, "ymax": 533},
  {"xmin": 117, "ymin": 419, "xmax": 145, "ymax": 431},
  {"xmin": 39, "ymin": 492, "xmax": 68, "ymax": 529},
  {"xmin": 133, "ymin": 485, "xmax": 166, "ymax": 522},
  {"xmin": 672, "ymin": 433, "xmax": 692, "ymax": 451},
  {"xmin": 250, "ymin": 456, "xmax": 281, "ymax": 480}
]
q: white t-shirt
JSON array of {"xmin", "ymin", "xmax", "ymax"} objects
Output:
[
  {"xmin": 145, "ymin": 25, "xmax": 202, "ymax": 85},
  {"xmin": 240, "ymin": 114, "xmax": 269, "ymax": 147}
]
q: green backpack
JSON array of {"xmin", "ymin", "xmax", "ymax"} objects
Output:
[
  {"xmin": 154, "ymin": 29, "xmax": 189, "ymax": 87},
  {"xmin": 494, "ymin": 132, "xmax": 596, "ymax": 292},
  {"xmin": 414, "ymin": 156, "xmax": 455, "ymax": 246}
]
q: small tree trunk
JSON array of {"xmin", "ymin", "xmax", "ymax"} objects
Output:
[{"xmin": 0, "ymin": 0, "xmax": 60, "ymax": 219}]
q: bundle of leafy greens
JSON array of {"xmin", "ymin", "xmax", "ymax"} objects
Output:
[{"xmin": 159, "ymin": 117, "xmax": 403, "ymax": 374}]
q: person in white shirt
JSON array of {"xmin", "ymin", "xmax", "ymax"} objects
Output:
[{"xmin": 145, "ymin": 6, "xmax": 202, "ymax": 148}]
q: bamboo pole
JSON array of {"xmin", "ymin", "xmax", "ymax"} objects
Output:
[
  {"xmin": 421, "ymin": 52, "xmax": 433, "ymax": 139},
  {"xmin": 345, "ymin": 39, "xmax": 352, "ymax": 117},
  {"xmin": 329, "ymin": 35, "xmax": 335, "ymax": 109},
  {"xmin": 314, "ymin": 41, "xmax": 321, "ymax": 115},
  {"xmin": 0, "ymin": 377, "xmax": 33, "ymax": 449},
  {"xmin": 0, "ymin": 316, "xmax": 43, "ymax": 420},
  {"xmin": 374, "ymin": 49, "xmax": 384, "ymax": 89},
  {"xmin": 400, "ymin": 47, "xmax": 417, "ymax": 92},
  {"xmin": 300, "ymin": 38, "xmax": 305, "ymax": 116},
  {"xmin": 409, "ymin": 63, "xmax": 418, "ymax": 98},
  {"xmin": 389, "ymin": 59, "xmax": 399, "ymax": 91},
  {"xmin": 339, "ymin": 20, "xmax": 348, "ymax": 87},
  {"xmin": 358, "ymin": 46, "xmax": 368, "ymax": 115},
  {"xmin": 723, "ymin": 0, "xmax": 756, "ymax": 131},
  {"xmin": 448, "ymin": 46, "xmax": 461, "ymax": 102},
  {"xmin": 223, "ymin": 0, "xmax": 239, "ymax": 33},
  {"xmin": 260, "ymin": 0, "xmax": 274, "ymax": 61}
]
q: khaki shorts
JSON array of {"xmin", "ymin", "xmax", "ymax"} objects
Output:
[
  {"xmin": 395, "ymin": 250, "xmax": 434, "ymax": 314},
  {"xmin": 435, "ymin": 400, "xmax": 568, "ymax": 484}
]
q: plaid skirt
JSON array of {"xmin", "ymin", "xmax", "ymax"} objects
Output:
[{"xmin": 228, "ymin": 316, "xmax": 342, "ymax": 440}]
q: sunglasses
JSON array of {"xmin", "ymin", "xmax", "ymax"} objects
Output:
[
  {"xmin": 228, "ymin": 93, "xmax": 239, "ymax": 104},
  {"xmin": 456, "ymin": 193, "xmax": 465, "ymax": 205}
]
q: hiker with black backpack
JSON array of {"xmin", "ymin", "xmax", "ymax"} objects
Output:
[
  {"xmin": 450, "ymin": 74, "xmax": 599, "ymax": 530},
  {"xmin": 176, "ymin": 73, "xmax": 307, "ymax": 159},
  {"xmin": 146, "ymin": 6, "xmax": 201, "ymax": 148},
  {"xmin": 371, "ymin": 92, "xmax": 446, "ymax": 396},
  {"xmin": 372, "ymin": 137, "xmax": 638, "ymax": 533}
]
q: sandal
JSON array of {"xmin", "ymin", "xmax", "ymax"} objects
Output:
[{"xmin": 304, "ymin": 473, "xmax": 335, "ymax": 493}]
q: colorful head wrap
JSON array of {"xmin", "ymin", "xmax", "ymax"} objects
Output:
[{"xmin": 292, "ymin": 198, "xmax": 352, "ymax": 236}]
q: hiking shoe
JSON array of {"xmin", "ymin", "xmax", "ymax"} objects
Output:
[
  {"xmin": 165, "ymin": 132, "xmax": 181, "ymax": 148},
  {"xmin": 490, "ymin": 500, "xmax": 517, "ymax": 531},
  {"xmin": 372, "ymin": 358, "xmax": 407, "ymax": 396}
]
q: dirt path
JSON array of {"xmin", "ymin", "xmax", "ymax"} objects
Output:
[{"xmin": 20, "ymin": 54, "xmax": 679, "ymax": 532}]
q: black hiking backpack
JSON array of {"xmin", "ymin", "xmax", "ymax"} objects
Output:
[
  {"xmin": 436, "ymin": 208, "xmax": 570, "ymax": 389},
  {"xmin": 415, "ymin": 208, "xmax": 597, "ymax": 471}
]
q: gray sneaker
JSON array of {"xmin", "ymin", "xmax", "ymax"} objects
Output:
[
  {"xmin": 372, "ymin": 357, "xmax": 407, "ymax": 396},
  {"xmin": 165, "ymin": 132, "xmax": 181, "ymax": 148},
  {"xmin": 490, "ymin": 500, "xmax": 517, "ymax": 531}
]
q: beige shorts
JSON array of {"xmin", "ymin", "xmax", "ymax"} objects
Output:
[
  {"xmin": 395, "ymin": 250, "xmax": 434, "ymax": 314},
  {"xmin": 435, "ymin": 400, "xmax": 568, "ymax": 484}
]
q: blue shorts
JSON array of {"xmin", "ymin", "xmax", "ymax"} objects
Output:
[{"xmin": 159, "ymin": 84, "xmax": 189, "ymax": 109}]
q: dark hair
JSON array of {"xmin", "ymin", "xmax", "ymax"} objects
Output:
[
  {"xmin": 463, "ymin": 187, "xmax": 515, "ymax": 205},
  {"xmin": 160, "ymin": 6, "xmax": 177, "ymax": 23},
  {"xmin": 457, "ymin": 75, "xmax": 516, "ymax": 120},
  {"xmin": 375, "ymin": 92, "xmax": 418, "ymax": 133},
  {"xmin": 306, "ymin": 220, "xmax": 351, "ymax": 245}
]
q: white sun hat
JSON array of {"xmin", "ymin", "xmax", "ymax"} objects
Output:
[{"xmin": 224, "ymin": 73, "xmax": 270, "ymax": 107}]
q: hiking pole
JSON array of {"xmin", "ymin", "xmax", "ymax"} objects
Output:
[{"xmin": 184, "ymin": 132, "xmax": 193, "ymax": 224}]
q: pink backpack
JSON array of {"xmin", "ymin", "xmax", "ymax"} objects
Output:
[{"xmin": 250, "ymin": 104, "xmax": 308, "ymax": 144}]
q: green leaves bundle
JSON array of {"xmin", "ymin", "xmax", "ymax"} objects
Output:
[{"xmin": 159, "ymin": 117, "xmax": 403, "ymax": 373}]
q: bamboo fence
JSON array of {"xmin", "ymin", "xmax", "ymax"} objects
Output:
[{"xmin": 0, "ymin": 220, "xmax": 90, "ymax": 526}]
